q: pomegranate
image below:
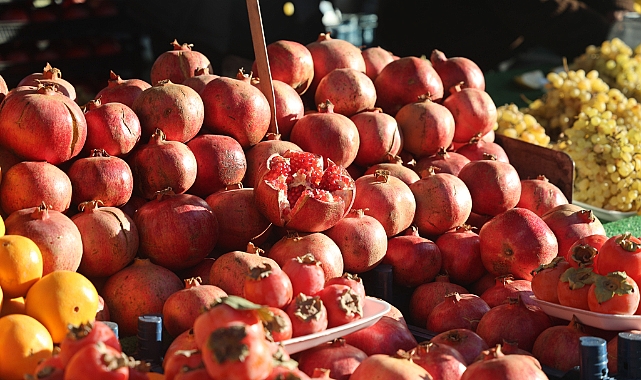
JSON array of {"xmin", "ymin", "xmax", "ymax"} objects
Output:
[
  {"xmin": 281, "ymin": 253, "xmax": 326, "ymax": 298},
  {"xmin": 517, "ymin": 175, "xmax": 569, "ymax": 217},
  {"xmin": 162, "ymin": 277, "xmax": 228, "ymax": 338},
  {"xmin": 430, "ymin": 49, "xmax": 485, "ymax": 94},
  {"xmin": 531, "ymin": 257, "xmax": 572, "ymax": 303},
  {"xmin": 0, "ymin": 161, "xmax": 72, "ymax": 215},
  {"xmin": 182, "ymin": 67, "xmax": 219, "ymax": 94},
  {"xmin": 362, "ymin": 46, "xmax": 395, "ymax": 81},
  {"xmin": 383, "ymin": 226, "xmax": 442, "ymax": 287},
  {"xmin": 205, "ymin": 185, "xmax": 272, "ymax": 252},
  {"xmin": 201, "ymin": 69, "xmax": 271, "ymax": 148},
  {"xmin": 254, "ymin": 150, "xmax": 355, "ymax": 233},
  {"xmin": 426, "ymin": 292, "xmax": 491, "ymax": 333},
  {"xmin": 479, "ymin": 207, "xmax": 558, "ymax": 281},
  {"xmin": 557, "ymin": 267, "xmax": 595, "ymax": 310},
  {"xmin": 177, "ymin": 257, "xmax": 216, "ymax": 285},
  {"xmin": 375, "ymin": 56, "xmax": 444, "ymax": 116},
  {"xmin": 252, "ymin": 39, "xmax": 314, "ymax": 94},
  {"xmin": 132, "ymin": 79, "xmax": 204, "ymax": 143},
  {"xmin": 252, "ymin": 78, "xmax": 305, "ymax": 140},
  {"xmin": 480, "ymin": 275, "xmax": 535, "ymax": 308},
  {"xmin": 411, "ymin": 342, "xmax": 467, "ymax": 380},
  {"xmin": 209, "ymin": 243, "xmax": 279, "ymax": 296},
  {"xmin": 82, "ymin": 98, "xmax": 142, "ymax": 157},
  {"xmin": 409, "ymin": 275, "xmax": 468, "ymax": 326},
  {"xmin": 435, "ymin": 225, "xmax": 486, "ymax": 286},
  {"xmin": 150, "ymin": 39, "xmax": 212, "ymax": 85},
  {"xmin": 606, "ymin": 330, "xmax": 641, "ymax": 374},
  {"xmin": 296, "ymin": 338, "xmax": 367, "ymax": 380},
  {"xmin": 243, "ymin": 136, "xmax": 302, "ymax": 188},
  {"xmin": 350, "ymin": 108, "xmax": 402, "ymax": 168},
  {"xmin": 342, "ymin": 316, "xmax": 417, "ymax": 356},
  {"xmin": 458, "ymin": 157, "xmax": 521, "ymax": 217},
  {"xmin": 134, "ymin": 189, "xmax": 219, "ymax": 271},
  {"xmin": 128, "ymin": 129, "xmax": 198, "ymax": 199},
  {"xmin": 469, "ymin": 271, "xmax": 501, "ymax": 296},
  {"xmin": 541, "ymin": 204, "xmax": 606, "ymax": 261},
  {"xmin": 0, "ymin": 146, "xmax": 20, "ymax": 186},
  {"xmin": 18, "ymin": 63, "xmax": 76, "ymax": 99},
  {"xmin": 118, "ymin": 193, "xmax": 147, "ymax": 219},
  {"xmin": 349, "ymin": 352, "xmax": 432, "ymax": 380},
  {"xmin": 461, "ymin": 345, "xmax": 548, "ymax": 380},
  {"xmin": 396, "ymin": 95, "xmax": 456, "ymax": 158},
  {"xmin": 324, "ymin": 209, "xmax": 387, "ymax": 273},
  {"xmin": 314, "ymin": 68, "xmax": 376, "ymax": 117},
  {"xmin": 350, "ymin": 170, "xmax": 415, "ymax": 237},
  {"xmin": 94, "ymin": 70, "xmax": 151, "ymax": 108},
  {"xmin": 363, "ymin": 162, "xmax": 420, "ymax": 186},
  {"xmin": 532, "ymin": 316, "xmax": 589, "ymax": 371},
  {"xmin": 290, "ymin": 101, "xmax": 360, "ymax": 168},
  {"xmin": 67, "ymin": 149, "xmax": 134, "ymax": 207},
  {"xmin": 71, "ymin": 200, "xmax": 139, "ymax": 278},
  {"xmin": 268, "ymin": 232, "xmax": 344, "ymax": 282},
  {"xmin": 414, "ymin": 148, "xmax": 471, "ymax": 177},
  {"xmin": 410, "ymin": 167, "xmax": 473, "ymax": 236},
  {"xmin": 186, "ymin": 134, "xmax": 246, "ymax": 198},
  {"xmin": 101, "ymin": 258, "xmax": 184, "ymax": 337},
  {"xmin": 475, "ymin": 296, "xmax": 553, "ymax": 352},
  {"xmin": 430, "ymin": 328, "xmax": 489, "ymax": 365},
  {"xmin": 0, "ymin": 84, "xmax": 87, "ymax": 165},
  {"xmin": 5, "ymin": 202, "xmax": 82, "ymax": 275},
  {"xmin": 306, "ymin": 33, "xmax": 366, "ymax": 96},
  {"xmin": 455, "ymin": 136, "xmax": 510, "ymax": 163},
  {"xmin": 568, "ymin": 234, "xmax": 607, "ymax": 269},
  {"xmin": 444, "ymin": 84, "xmax": 497, "ymax": 143}
]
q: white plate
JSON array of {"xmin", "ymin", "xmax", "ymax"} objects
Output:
[
  {"xmin": 531, "ymin": 296, "xmax": 641, "ymax": 331},
  {"xmin": 281, "ymin": 297, "xmax": 391, "ymax": 355},
  {"xmin": 572, "ymin": 200, "xmax": 637, "ymax": 222}
]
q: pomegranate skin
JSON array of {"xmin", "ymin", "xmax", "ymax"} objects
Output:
[
  {"xmin": 531, "ymin": 318, "xmax": 589, "ymax": 372},
  {"xmin": 430, "ymin": 49, "xmax": 485, "ymax": 94},
  {"xmin": 297, "ymin": 338, "xmax": 367, "ymax": 380},
  {"xmin": 306, "ymin": 33, "xmax": 366, "ymax": 96},
  {"xmin": 243, "ymin": 138, "xmax": 302, "ymax": 189},
  {"xmin": 426, "ymin": 293, "xmax": 491, "ymax": 333},
  {"xmin": 94, "ymin": 70, "xmax": 151, "ymax": 108},
  {"xmin": 435, "ymin": 226, "xmax": 486, "ymax": 286},
  {"xmin": 444, "ymin": 86, "xmax": 497, "ymax": 143},
  {"xmin": 383, "ymin": 228, "xmax": 443, "ymax": 288},
  {"xmin": 430, "ymin": 328, "xmax": 489, "ymax": 366},
  {"xmin": 409, "ymin": 276, "xmax": 468, "ymax": 327},
  {"xmin": 364, "ymin": 162, "xmax": 420, "ymax": 186},
  {"xmin": 349, "ymin": 354, "xmax": 432, "ymax": 380},
  {"xmin": 479, "ymin": 208, "xmax": 558, "ymax": 281},
  {"xmin": 517, "ymin": 175, "xmax": 569, "ymax": 217},
  {"xmin": 541, "ymin": 204, "xmax": 606, "ymax": 261},
  {"xmin": 314, "ymin": 68, "xmax": 377, "ymax": 117},
  {"xmin": 150, "ymin": 39, "xmax": 212, "ymax": 85},
  {"xmin": 458, "ymin": 159, "xmax": 521, "ymax": 217},
  {"xmin": 182, "ymin": 67, "xmax": 219, "ymax": 94},
  {"xmin": 461, "ymin": 346, "xmax": 548, "ymax": 380},
  {"xmin": 362, "ymin": 46, "xmax": 395, "ymax": 81},
  {"xmin": 342, "ymin": 316, "xmax": 417, "ymax": 356},
  {"xmin": 253, "ymin": 39, "xmax": 314, "ymax": 95},
  {"xmin": 350, "ymin": 109, "xmax": 402, "ymax": 168},
  {"xmin": 415, "ymin": 149, "xmax": 471, "ymax": 177},
  {"xmin": 18, "ymin": 63, "xmax": 76, "ymax": 99},
  {"xmin": 256, "ymin": 79, "xmax": 304, "ymax": 140},
  {"xmin": 209, "ymin": 244, "xmax": 279, "ymax": 297},
  {"xmin": 83, "ymin": 99, "xmax": 142, "ymax": 157},
  {"xmin": 396, "ymin": 97, "xmax": 456, "ymax": 159}
]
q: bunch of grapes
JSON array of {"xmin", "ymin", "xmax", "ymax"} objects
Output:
[{"xmin": 494, "ymin": 103, "xmax": 551, "ymax": 147}]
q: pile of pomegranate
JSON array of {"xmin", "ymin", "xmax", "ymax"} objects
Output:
[{"xmin": 0, "ymin": 34, "xmax": 634, "ymax": 379}]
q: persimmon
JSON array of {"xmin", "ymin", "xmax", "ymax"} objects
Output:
[
  {"xmin": 0, "ymin": 234, "xmax": 43, "ymax": 298},
  {"xmin": 0, "ymin": 296, "xmax": 24, "ymax": 317},
  {"xmin": 0, "ymin": 314, "xmax": 53, "ymax": 379},
  {"xmin": 0, "ymin": 214, "xmax": 4, "ymax": 236},
  {"xmin": 25, "ymin": 270, "xmax": 99, "ymax": 343},
  {"xmin": 588, "ymin": 272, "xmax": 640, "ymax": 315}
]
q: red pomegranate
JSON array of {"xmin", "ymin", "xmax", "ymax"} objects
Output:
[
  {"xmin": 363, "ymin": 162, "xmax": 420, "ymax": 186},
  {"xmin": 455, "ymin": 137, "xmax": 510, "ymax": 163},
  {"xmin": 383, "ymin": 227, "xmax": 443, "ymax": 287},
  {"xmin": 531, "ymin": 257, "xmax": 572, "ymax": 303},
  {"xmin": 186, "ymin": 134, "xmax": 246, "ymax": 198},
  {"xmin": 94, "ymin": 70, "xmax": 151, "ymax": 108},
  {"xmin": 409, "ymin": 275, "xmax": 468, "ymax": 327},
  {"xmin": 177, "ymin": 257, "xmax": 216, "ymax": 286},
  {"xmin": 267, "ymin": 232, "xmax": 344, "ymax": 282},
  {"xmin": 150, "ymin": 39, "xmax": 212, "ymax": 85},
  {"xmin": 411, "ymin": 342, "xmax": 467, "ymax": 380},
  {"xmin": 0, "ymin": 146, "xmax": 20, "ymax": 185},
  {"xmin": 517, "ymin": 175, "xmax": 569, "ymax": 217},
  {"xmin": 362, "ymin": 46, "xmax": 395, "ymax": 81},
  {"xmin": 475, "ymin": 296, "xmax": 553, "ymax": 352},
  {"xmin": 162, "ymin": 277, "xmax": 228, "ymax": 338},
  {"xmin": 101, "ymin": 258, "xmax": 184, "ymax": 337},
  {"xmin": 201, "ymin": 69, "xmax": 271, "ymax": 148},
  {"xmin": 426, "ymin": 292, "xmax": 491, "ymax": 333},
  {"xmin": 83, "ymin": 99, "xmax": 142, "ymax": 157},
  {"xmin": 243, "ymin": 136, "xmax": 302, "ymax": 188},
  {"xmin": 430, "ymin": 328, "xmax": 489, "ymax": 365},
  {"xmin": 0, "ymin": 161, "xmax": 72, "ymax": 215},
  {"xmin": 5, "ymin": 202, "xmax": 82, "ymax": 275},
  {"xmin": 132, "ymin": 79, "xmax": 204, "ymax": 143},
  {"xmin": 128, "ymin": 129, "xmax": 198, "ymax": 199},
  {"xmin": 541, "ymin": 204, "xmax": 606, "ymax": 261},
  {"xmin": 254, "ymin": 150, "xmax": 355, "ymax": 233},
  {"xmin": 209, "ymin": 243, "xmax": 279, "ymax": 296},
  {"xmin": 290, "ymin": 101, "xmax": 360, "ymax": 168},
  {"xmin": 435, "ymin": 225, "xmax": 486, "ymax": 286},
  {"xmin": 461, "ymin": 345, "xmax": 548, "ymax": 380},
  {"xmin": 0, "ymin": 84, "xmax": 87, "ymax": 165},
  {"xmin": 253, "ymin": 39, "xmax": 314, "ymax": 95},
  {"xmin": 296, "ymin": 338, "xmax": 367, "ymax": 380},
  {"xmin": 430, "ymin": 49, "xmax": 485, "ymax": 95},
  {"xmin": 349, "ymin": 353, "xmax": 432, "ymax": 380},
  {"xmin": 374, "ymin": 56, "xmax": 444, "ymax": 116},
  {"xmin": 480, "ymin": 275, "xmax": 535, "ymax": 308},
  {"xmin": 134, "ymin": 189, "xmax": 219, "ymax": 271},
  {"xmin": 182, "ymin": 67, "xmax": 219, "ymax": 94},
  {"xmin": 410, "ymin": 168, "xmax": 473, "ymax": 236},
  {"xmin": 118, "ymin": 193, "xmax": 147, "ymax": 220},
  {"xmin": 395, "ymin": 95, "xmax": 455, "ymax": 158},
  {"xmin": 18, "ymin": 63, "xmax": 76, "ymax": 99},
  {"xmin": 414, "ymin": 148, "xmax": 471, "ymax": 177},
  {"xmin": 324, "ymin": 209, "xmax": 387, "ymax": 273},
  {"xmin": 458, "ymin": 157, "xmax": 521, "ymax": 217},
  {"xmin": 314, "ymin": 68, "xmax": 377, "ymax": 117},
  {"xmin": 67, "ymin": 149, "xmax": 134, "ymax": 207},
  {"xmin": 531, "ymin": 316, "xmax": 589, "ymax": 372},
  {"xmin": 306, "ymin": 33, "xmax": 366, "ymax": 96},
  {"xmin": 71, "ymin": 200, "xmax": 139, "ymax": 278},
  {"xmin": 343, "ymin": 316, "xmax": 417, "ymax": 356},
  {"xmin": 252, "ymin": 78, "xmax": 305, "ymax": 140},
  {"xmin": 479, "ymin": 208, "xmax": 558, "ymax": 281},
  {"xmin": 444, "ymin": 84, "xmax": 497, "ymax": 143},
  {"xmin": 350, "ymin": 109, "xmax": 402, "ymax": 168}
]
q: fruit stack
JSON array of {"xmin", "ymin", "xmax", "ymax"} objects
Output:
[{"xmin": 0, "ymin": 28, "xmax": 631, "ymax": 379}]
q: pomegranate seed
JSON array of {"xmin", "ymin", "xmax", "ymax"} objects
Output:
[
  {"xmin": 319, "ymin": 163, "xmax": 353, "ymax": 191},
  {"xmin": 288, "ymin": 185, "xmax": 306, "ymax": 207},
  {"xmin": 285, "ymin": 151, "xmax": 323, "ymax": 185}
]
